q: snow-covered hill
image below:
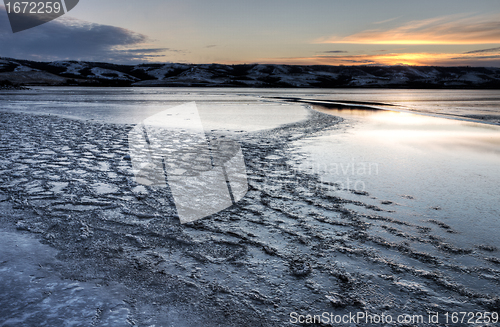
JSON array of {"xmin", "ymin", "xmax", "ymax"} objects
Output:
[{"xmin": 1, "ymin": 58, "xmax": 499, "ymax": 88}]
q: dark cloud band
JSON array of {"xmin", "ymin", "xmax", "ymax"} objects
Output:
[{"xmin": 0, "ymin": 6, "xmax": 170, "ymax": 63}]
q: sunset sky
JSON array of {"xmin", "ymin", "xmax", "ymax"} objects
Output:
[{"xmin": 1, "ymin": 0, "xmax": 500, "ymax": 66}]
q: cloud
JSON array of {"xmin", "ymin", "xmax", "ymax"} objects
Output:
[
  {"xmin": 0, "ymin": 6, "xmax": 176, "ymax": 63},
  {"xmin": 116, "ymin": 48, "xmax": 187, "ymax": 59},
  {"xmin": 318, "ymin": 14, "xmax": 500, "ymax": 45},
  {"xmin": 119, "ymin": 48, "xmax": 174, "ymax": 54},
  {"xmin": 465, "ymin": 47, "xmax": 500, "ymax": 54},
  {"xmin": 372, "ymin": 17, "xmax": 400, "ymax": 25},
  {"xmin": 322, "ymin": 50, "xmax": 348, "ymax": 54},
  {"xmin": 452, "ymin": 54, "xmax": 500, "ymax": 60}
]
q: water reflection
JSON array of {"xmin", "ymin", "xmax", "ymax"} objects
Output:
[
  {"xmin": 316, "ymin": 107, "xmax": 500, "ymax": 155},
  {"xmin": 294, "ymin": 106, "xmax": 500, "ymax": 247}
]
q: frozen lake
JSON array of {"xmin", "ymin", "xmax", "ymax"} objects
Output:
[
  {"xmin": 1, "ymin": 88, "xmax": 498, "ymax": 241},
  {"xmin": 1, "ymin": 87, "xmax": 499, "ymax": 123},
  {"xmin": 1, "ymin": 87, "xmax": 498, "ymax": 245},
  {"xmin": 1, "ymin": 87, "xmax": 499, "ymax": 325}
]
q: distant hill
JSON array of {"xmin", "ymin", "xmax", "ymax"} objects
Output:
[{"xmin": 1, "ymin": 57, "xmax": 500, "ymax": 88}]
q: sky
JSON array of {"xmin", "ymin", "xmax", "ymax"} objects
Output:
[{"xmin": 1, "ymin": 0, "xmax": 500, "ymax": 66}]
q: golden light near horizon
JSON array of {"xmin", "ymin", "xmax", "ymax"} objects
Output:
[
  {"xmin": 256, "ymin": 51, "xmax": 500, "ymax": 67},
  {"xmin": 318, "ymin": 38, "xmax": 500, "ymax": 46},
  {"xmin": 368, "ymin": 53, "xmax": 458, "ymax": 66}
]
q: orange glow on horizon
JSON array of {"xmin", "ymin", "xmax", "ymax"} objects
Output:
[
  {"xmin": 318, "ymin": 39, "xmax": 499, "ymax": 45},
  {"xmin": 245, "ymin": 51, "xmax": 500, "ymax": 67}
]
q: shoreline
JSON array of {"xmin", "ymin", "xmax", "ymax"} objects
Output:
[{"xmin": 275, "ymin": 96, "xmax": 500, "ymax": 126}]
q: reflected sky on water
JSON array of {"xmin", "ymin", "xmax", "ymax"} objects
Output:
[{"xmin": 294, "ymin": 106, "xmax": 500, "ymax": 247}]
